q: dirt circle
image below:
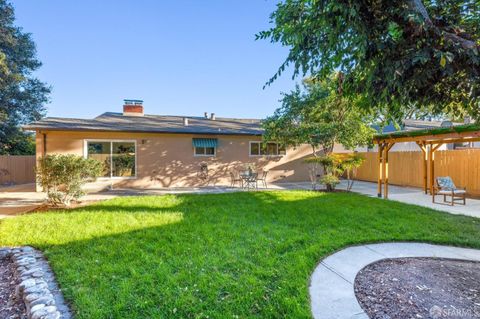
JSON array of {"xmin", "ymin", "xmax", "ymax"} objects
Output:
[{"xmin": 354, "ymin": 257, "xmax": 480, "ymax": 319}]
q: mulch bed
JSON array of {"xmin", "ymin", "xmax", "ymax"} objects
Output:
[
  {"xmin": 354, "ymin": 258, "xmax": 480, "ymax": 319},
  {"xmin": 0, "ymin": 254, "xmax": 27, "ymax": 319}
]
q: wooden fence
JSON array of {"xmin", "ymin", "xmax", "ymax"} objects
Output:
[
  {"xmin": 0, "ymin": 156, "xmax": 36, "ymax": 185},
  {"xmin": 353, "ymin": 149, "xmax": 480, "ymax": 196}
]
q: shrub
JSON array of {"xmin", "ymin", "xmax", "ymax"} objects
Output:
[
  {"xmin": 36, "ymin": 154, "xmax": 103, "ymax": 206},
  {"xmin": 305, "ymin": 153, "xmax": 365, "ymax": 191},
  {"xmin": 319, "ymin": 174, "xmax": 340, "ymax": 191}
]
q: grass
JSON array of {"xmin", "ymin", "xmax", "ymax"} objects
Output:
[{"xmin": 1, "ymin": 191, "xmax": 479, "ymax": 318}]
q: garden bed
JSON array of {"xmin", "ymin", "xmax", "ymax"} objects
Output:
[
  {"xmin": 0, "ymin": 252, "xmax": 26, "ymax": 319},
  {"xmin": 354, "ymin": 257, "xmax": 480, "ymax": 319}
]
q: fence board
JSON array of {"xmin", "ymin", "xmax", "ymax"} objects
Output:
[
  {"xmin": 0, "ymin": 156, "xmax": 36, "ymax": 185},
  {"xmin": 352, "ymin": 150, "xmax": 480, "ymax": 196}
]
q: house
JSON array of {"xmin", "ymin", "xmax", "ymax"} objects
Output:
[{"xmin": 23, "ymin": 100, "xmax": 313, "ymax": 189}]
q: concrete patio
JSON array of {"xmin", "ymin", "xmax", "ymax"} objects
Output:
[{"xmin": 272, "ymin": 180, "xmax": 480, "ymax": 218}]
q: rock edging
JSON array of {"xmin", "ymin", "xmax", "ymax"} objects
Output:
[{"xmin": 0, "ymin": 246, "xmax": 72, "ymax": 319}]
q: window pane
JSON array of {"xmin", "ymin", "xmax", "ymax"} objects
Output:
[
  {"xmin": 250, "ymin": 142, "xmax": 259, "ymax": 155},
  {"xmin": 195, "ymin": 147, "xmax": 205, "ymax": 155},
  {"xmin": 87, "ymin": 142, "xmax": 110, "ymax": 177},
  {"xmin": 260, "ymin": 143, "xmax": 267, "ymax": 155},
  {"xmin": 205, "ymin": 147, "xmax": 215, "ymax": 155},
  {"xmin": 112, "ymin": 142, "xmax": 135, "ymax": 177},
  {"xmin": 266, "ymin": 143, "xmax": 278, "ymax": 155},
  {"xmin": 278, "ymin": 144, "xmax": 286, "ymax": 155}
]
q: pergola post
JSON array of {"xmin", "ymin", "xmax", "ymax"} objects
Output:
[
  {"xmin": 377, "ymin": 143, "xmax": 383, "ymax": 197},
  {"xmin": 429, "ymin": 143, "xmax": 444, "ymax": 194},
  {"xmin": 416, "ymin": 142, "xmax": 428, "ymax": 194},
  {"xmin": 383, "ymin": 143, "xmax": 394, "ymax": 199}
]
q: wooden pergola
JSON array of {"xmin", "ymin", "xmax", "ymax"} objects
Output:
[{"xmin": 373, "ymin": 124, "xmax": 480, "ymax": 199}]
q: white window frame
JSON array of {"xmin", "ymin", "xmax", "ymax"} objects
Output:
[
  {"xmin": 249, "ymin": 141, "xmax": 286, "ymax": 157},
  {"xmin": 83, "ymin": 139, "xmax": 137, "ymax": 179},
  {"xmin": 193, "ymin": 145, "xmax": 217, "ymax": 157}
]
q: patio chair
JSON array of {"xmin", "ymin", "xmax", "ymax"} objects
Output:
[
  {"xmin": 432, "ymin": 176, "xmax": 466, "ymax": 206},
  {"xmin": 256, "ymin": 170, "xmax": 268, "ymax": 188},
  {"xmin": 229, "ymin": 171, "xmax": 243, "ymax": 187}
]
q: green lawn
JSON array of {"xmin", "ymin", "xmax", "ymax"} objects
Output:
[{"xmin": 1, "ymin": 191, "xmax": 479, "ymax": 318}]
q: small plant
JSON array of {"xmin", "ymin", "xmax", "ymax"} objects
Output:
[
  {"xmin": 36, "ymin": 154, "xmax": 103, "ymax": 206},
  {"xmin": 305, "ymin": 153, "xmax": 365, "ymax": 191},
  {"xmin": 320, "ymin": 174, "xmax": 340, "ymax": 191},
  {"xmin": 341, "ymin": 154, "xmax": 365, "ymax": 191}
]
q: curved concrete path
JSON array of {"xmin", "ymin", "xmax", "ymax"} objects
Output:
[{"xmin": 309, "ymin": 242, "xmax": 480, "ymax": 319}]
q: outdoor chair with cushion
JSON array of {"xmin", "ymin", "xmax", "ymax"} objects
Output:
[
  {"xmin": 256, "ymin": 170, "xmax": 268, "ymax": 188},
  {"xmin": 229, "ymin": 171, "xmax": 243, "ymax": 188},
  {"xmin": 433, "ymin": 176, "xmax": 466, "ymax": 206}
]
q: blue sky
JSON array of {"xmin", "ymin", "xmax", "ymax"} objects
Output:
[{"xmin": 12, "ymin": 0, "xmax": 295, "ymax": 119}]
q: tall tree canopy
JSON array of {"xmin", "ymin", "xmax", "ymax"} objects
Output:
[
  {"xmin": 0, "ymin": 0, "xmax": 50, "ymax": 154},
  {"xmin": 258, "ymin": 0, "xmax": 480, "ymax": 121},
  {"xmin": 263, "ymin": 75, "xmax": 375, "ymax": 156}
]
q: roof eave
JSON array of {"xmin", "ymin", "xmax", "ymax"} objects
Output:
[{"xmin": 22, "ymin": 126, "xmax": 264, "ymax": 136}]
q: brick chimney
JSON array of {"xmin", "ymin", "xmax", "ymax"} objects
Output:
[{"xmin": 123, "ymin": 99, "xmax": 144, "ymax": 116}]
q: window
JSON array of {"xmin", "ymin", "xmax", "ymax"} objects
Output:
[
  {"xmin": 192, "ymin": 138, "xmax": 217, "ymax": 157},
  {"xmin": 194, "ymin": 146, "xmax": 216, "ymax": 156},
  {"xmin": 85, "ymin": 140, "xmax": 136, "ymax": 178},
  {"xmin": 249, "ymin": 142, "xmax": 286, "ymax": 156}
]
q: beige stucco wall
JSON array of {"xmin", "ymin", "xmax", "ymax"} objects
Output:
[{"xmin": 35, "ymin": 130, "xmax": 313, "ymax": 188}]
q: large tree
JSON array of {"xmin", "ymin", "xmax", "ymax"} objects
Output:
[
  {"xmin": 262, "ymin": 75, "xmax": 375, "ymax": 156},
  {"xmin": 0, "ymin": 0, "xmax": 50, "ymax": 155},
  {"xmin": 258, "ymin": 0, "xmax": 480, "ymax": 122}
]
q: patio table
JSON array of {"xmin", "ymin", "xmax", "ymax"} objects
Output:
[{"xmin": 240, "ymin": 171, "xmax": 258, "ymax": 190}]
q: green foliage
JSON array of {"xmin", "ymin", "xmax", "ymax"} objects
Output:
[
  {"xmin": 0, "ymin": 129, "xmax": 35, "ymax": 155},
  {"xmin": 0, "ymin": 0, "xmax": 50, "ymax": 155},
  {"xmin": 258, "ymin": 0, "xmax": 480, "ymax": 121},
  {"xmin": 375, "ymin": 123, "xmax": 480, "ymax": 140},
  {"xmin": 341, "ymin": 153, "xmax": 365, "ymax": 191},
  {"xmin": 319, "ymin": 173, "xmax": 340, "ymax": 191},
  {"xmin": 305, "ymin": 153, "xmax": 365, "ymax": 191},
  {"xmin": 263, "ymin": 75, "xmax": 375, "ymax": 156},
  {"xmin": 0, "ymin": 192, "xmax": 479, "ymax": 318},
  {"xmin": 36, "ymin": 155, "xmax": 103, "ymax": 206}
]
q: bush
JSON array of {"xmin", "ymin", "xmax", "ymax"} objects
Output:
[
  {"xmin": 320, "ymin": 174, "xmax": 340, "ymax": 191},
  {"xmin": 36, "ymin": 154, "xmax": 103, "ymax": 206},
  {"xmin": 305, "ymin": 153, "xmax": 365, "ymax": 191}
]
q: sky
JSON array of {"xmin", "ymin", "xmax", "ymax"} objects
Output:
[{"xmin": 11, "ymin": 0, "xmax": 296, "ymax": 120}]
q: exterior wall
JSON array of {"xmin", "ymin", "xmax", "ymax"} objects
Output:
[{"xmin": 35, "ymin": 130, "xmax": 314, "ymax": 188}]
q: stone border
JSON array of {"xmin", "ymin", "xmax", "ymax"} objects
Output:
[
  {"xmin": 309, "ymin": 242, "xmax": 480, "ymax": 319},
  {"xmin": 0, "ymin": 246, "xmax": 72, "ymax": 319}
]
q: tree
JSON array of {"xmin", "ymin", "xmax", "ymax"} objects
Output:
[
  {"xmin": 258, "ymin": 0, "xmax": 480, "ymax": 122},
  {"xmin": 0, "ymin": 0, "xmax": 50, "ymax": 155},
  {"xmin": 262, "ymin": 75, "xmax": 375, "ymax": 157},
  {"xmin": 263, "ymin": 75, "xmax": 374, "ymax": 190}
]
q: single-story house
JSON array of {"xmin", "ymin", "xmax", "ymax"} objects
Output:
[{"xmin": 24, "ymin": 100, "xmax": 314, "ymax": 189}]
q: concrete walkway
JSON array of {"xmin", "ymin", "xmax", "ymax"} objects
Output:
[
  {"xmin": 309, "ymin": 242, "xmax": 480, "ymax": 319},
  {"xmin": 273, "ymin": 180, "xmax": 480, "ymax": 218}
]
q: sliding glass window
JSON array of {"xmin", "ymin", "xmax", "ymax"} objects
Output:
[{"xmin": 85, "ymin": 140, "xmax": 136, "ymax": 178}]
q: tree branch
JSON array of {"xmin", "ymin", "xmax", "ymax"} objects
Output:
[{"xmin": 407, "ymin": 0, "xmax": 478, "ymax": 50}]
